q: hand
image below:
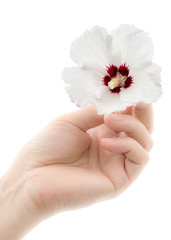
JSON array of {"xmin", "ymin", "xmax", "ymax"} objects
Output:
[{"xmin": 0, "ymin": 103, "xmax": 153, "ymax": 239}]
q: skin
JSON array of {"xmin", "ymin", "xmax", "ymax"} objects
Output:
[{"xmin": 0, "ymin": 103, "xmax": 153, "ymax": 239}]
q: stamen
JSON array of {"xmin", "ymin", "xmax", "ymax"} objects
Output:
[
  {"xmin": 103, "ymin": 63, "xmax": 133, "ymax": 94},
  {"xmin": 108, "ymin": 77, "xmax": 120, "ymax": 89}
]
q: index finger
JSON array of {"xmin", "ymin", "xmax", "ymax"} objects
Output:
[{"xmin": 134, "ymin": 102, "xmax": 154, "ymax": 134}]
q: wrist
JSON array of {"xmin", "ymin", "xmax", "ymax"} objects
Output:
[{"xmin": 0, "ymin": 173, "xmax": 41, "ymax": 240}]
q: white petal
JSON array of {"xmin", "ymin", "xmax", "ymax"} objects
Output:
[
  {"xmin": 90, "ymin": 85, "xmax": 129, "ymax": 114},
  {"xmin": 145, "ymin": 63, "xmax": 162, "ymax": 86},
  {"xmin": 80, "ymin": 60, "xmax": 106, "ymax": 79},
  {"xmin": 109, "ymin": 29, "xmax": 122, "ymax": 67},
  {"xmin": 70, "ymin": 26, "xmax": 112, "ymax": 68},
  {"xmin": 111, "ymin": 24, "xmax": 154, "ymax": 70},
  {"xmin": 91, "ymin": 90, "xmax": 128, "ymax": 114},
  {"xmin": 120, "ymin": 72, "xmax": 162, "ymax": 103},
  {"xmin": 61, "ymin": 66, "xmax": 100, "ymax": 86},
  {"xmin": 94, "ymin": 85, "xmax": 108, "ymax": 100},
  {"xmin": 96, "ymin": 103, "xmax": 127, "ymax": 115},
  {"xmin": 62, "ymin": 66, "xmax": 102, "ymax": 108}
]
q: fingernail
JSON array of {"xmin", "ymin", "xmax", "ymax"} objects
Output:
[{"xmin": 110, "ymin": 114, "xmax": 124, "ymax": 121}]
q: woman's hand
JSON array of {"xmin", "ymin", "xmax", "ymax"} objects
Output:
[{"xmin": 0, "ymin": 103, "xmax": 153, "ymax": 239}]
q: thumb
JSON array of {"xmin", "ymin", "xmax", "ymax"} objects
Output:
[{"xmin": 57, "ymin": 104, "xmax": 104, "ymax": 131}]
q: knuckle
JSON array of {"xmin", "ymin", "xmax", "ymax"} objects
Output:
[
  {"xmin": 145, "ymin": 137, "xmax": 154, "ymax": 152},
  {"xmin": 140, "ymin": 152, "xmax": 150, "ymax": 165},
  {"xmin": 144, "ymin": 153, "xmax": 150, "ymax": 164},
  {"xmin": 149, "ymin": 138, "xmax": 154, "ymax": 150},
  {"xmin": 147, "ymin": 125, "xmax": 154, "ymax": 134}
]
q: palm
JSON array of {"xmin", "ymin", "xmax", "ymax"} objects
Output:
[{"xmin": 22, "ymin": 118, "xmax": 128, "ymax": 217}]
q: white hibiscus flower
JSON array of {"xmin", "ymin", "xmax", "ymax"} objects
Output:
[{"xmin": 62, "ymin": 24, "xmax": 162, "ymax": 114}]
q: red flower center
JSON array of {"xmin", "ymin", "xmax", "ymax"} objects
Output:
[{"xmin": 103, "ymin": 63, "xmax": 133, "ymax": 94}]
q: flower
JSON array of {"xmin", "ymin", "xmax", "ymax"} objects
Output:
[{"xmin": 62, "ymin": 25, "xmax": 162, "ymax": 114}]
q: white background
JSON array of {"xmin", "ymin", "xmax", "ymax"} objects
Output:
[{"xmin": 0, "ymin": 0, "xmax": 170, "ymax": 239}]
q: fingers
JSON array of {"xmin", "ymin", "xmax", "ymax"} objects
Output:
[
  {"xmin": 134, "ymin": 102, "xmax": 154, "ymax": 134},
  {"xmin": 57, "ymin": 104, "xmax": 104, "ymax": 132},
  {"xmin": 101, "ymin": 137, "xmax": 149, "ymax": 166},
  {"xmin": 101, "ymin": 137, "xmax": 149, "ymax": 182},
  {"xmin": 104, "ymin": 113, "xmax": 153, "ymax": 152}
]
